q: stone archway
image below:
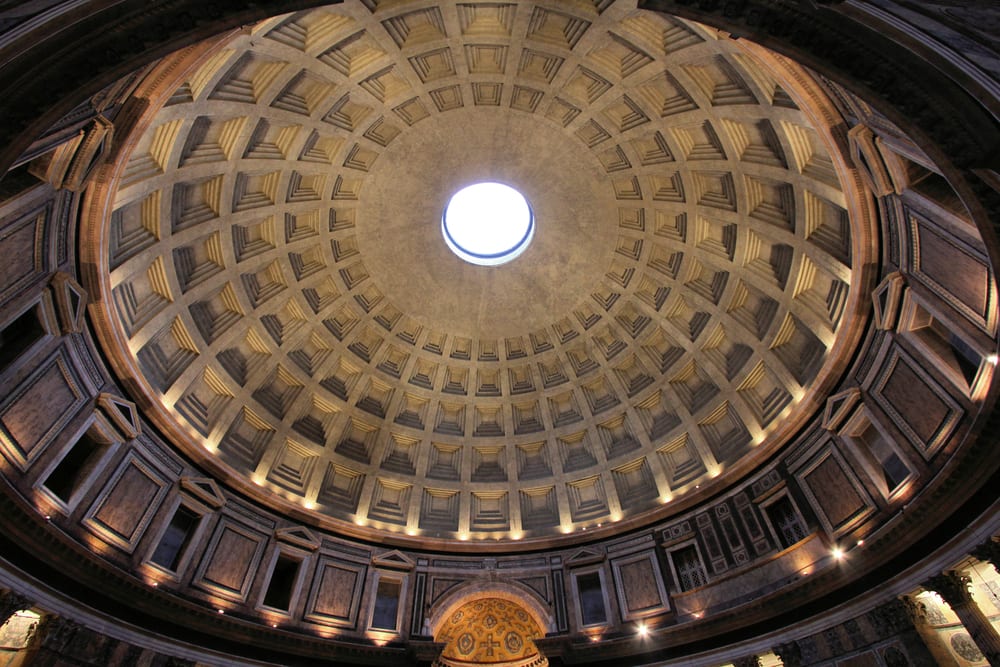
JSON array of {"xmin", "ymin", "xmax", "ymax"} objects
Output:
[{"xmin": 432, "ymin": 597, "xmax": 548, "ymax": 667}]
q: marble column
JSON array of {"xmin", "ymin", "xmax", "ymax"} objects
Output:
[
  {"xmin": 899, "ymin": 595, "xmax": 960, "ymax": 667},
  {"xmin": 925, "ymin": 571, "xmax": 1000, "ymax": 665}
]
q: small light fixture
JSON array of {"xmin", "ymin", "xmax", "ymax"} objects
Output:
[
  {"xmin": 831, "ymin": 547, "xmax": 845, "ymax": 560},
  {"xmin": 637, "ymin": 623, "xmax": 648, "ymax": 637}
]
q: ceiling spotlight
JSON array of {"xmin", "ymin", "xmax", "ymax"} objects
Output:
[
  {"xmin": 831, "ymin": 547, "xmax": 845, "ymax": 560},
  {"xmin": 637, "ymin": 623, "xmax": 649, "ymax": 637}
]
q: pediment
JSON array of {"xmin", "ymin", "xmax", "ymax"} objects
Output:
[
  {"xmin": 97, "ymin": 393, "xmax": 141, "ymax": 440},
  {"xmin": 275, "ymin": 526, "xmax": 321, "ymax": 551},
  {"xmin": 373, "ymin": 549, "xmax": 415, "ymax": 570},
  {"xmin": 180, "ymin": 476, "xmax": 226, "ymax": 509}
]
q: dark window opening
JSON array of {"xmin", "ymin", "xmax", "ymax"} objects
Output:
[
  {"xmin": 857, "ymin": 422, "xmax": 909, "ymax": 494},
  {"xmin": 577, "ymin": 572, "xmax": 607, "ymax": 625},
  {"xmin": 42, "ymin": 433, "xmax": 107, "ymax": 503},
  {"xmin": 905, "ymin": 160, "xmax": 967, "ymax": 219},
  {"xmin": 371, "ymin": 579, "xmax": 401, "ymax": 630},
  {"xmin": 0, "ymin": 306, "xmax": 45, "ymax": 374},
  {"xmin": 151, "ymin": 506, "xmax": 200, "ymax": 571},
  {"xmin": 263, "ymin": 555, "xmax": 301, "ymax": 611},
  {"xmin": 881, "ymin": 452, "xmax": 910, "ymax": 492},
  {"xmin": 671, "ymin": 545, "xmax": 708, "ymax": 591},
  {"xmin": 766, "ymin": 495, "xmax": 807, "ymax": 550}
]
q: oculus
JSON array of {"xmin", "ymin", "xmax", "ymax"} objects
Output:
[{"xmin": 442, "ymin": 182, "xmax": 534, "ymax": 266}]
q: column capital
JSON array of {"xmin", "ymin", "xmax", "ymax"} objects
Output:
[
  {"xmin": 900, "ymin": 595, "xmax": 930, "ymax": 626},
  {"xmin": 971, "ymin": 538, "xmax": 1000, "ymax": 572},
  {"xmin": 924, "ymin": 571, "xmax": 973, "ymax": 606},
  {"xmin": 0, "ymin": 589, "xmax": 31, "ymax": 625},
  {"xmin": 773, "ymin": 640, "xmax": 802, "ymax": 667}
]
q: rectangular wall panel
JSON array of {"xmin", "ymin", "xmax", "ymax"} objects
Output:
[
  {"xmin": 0, "ymin": 202, "xmax": 49, "ymax": 304},
  {"xmin": 872, "ymin": 347, "xmax": 961, "ymax": 459},
  {"xmin": 192, "ymin": 519, "xmax": 267, "ymax": 601},
  {"xmin": 908, "ymin": 212, "xmax": 995, "ymax": 333},
  {"xmin": 83, "ymin": 452, "xmax": 170, "ymax": 552},
  {"xmin": 796, "ymin": 445, "xmax": 874, "ymax": 536},
  {"xmin": 304, "ymin": 556, "xmax": 366, "ymax": 627},
  {"xmin": 611, "ymin": 550, "xmax": 670, "ymax": 621},
  {"xmin": 0, "ymin": 351, "xmax": 86, "ymax": 469}
]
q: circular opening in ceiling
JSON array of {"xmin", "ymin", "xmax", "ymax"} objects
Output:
[{"xmin": 442, "ymin": 182, "xmax": 534, "ymax": 266}]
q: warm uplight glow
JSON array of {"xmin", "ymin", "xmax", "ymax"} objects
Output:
[
  {"xmin": 987, "ymin": 353, "xmax": 998, "ymax": 365},
  {"xmin": 831, "ymin": 547, "xmax": 845, "ymax": 560},
  {"xmin": 637, "ymin": 623, "xmax": 649, "ymax": 636},
  {"xmin": 442, "ymin": 182, "xmax": 534, "ymax": 266}
]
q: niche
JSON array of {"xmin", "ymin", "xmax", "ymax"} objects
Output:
[
  {"xmin": 370, "ymin": 577, "xmax": 402, "ymax": 631},
  {"xmin": 574, "ymin": 570, "xmax": 608, "ymax": 626},
  {"xmin": 41, "ymin": 426, "xmax": 112, "ymax": 507},
  {"xmin": 263, "ymin": 553, "xmax": 302, "ymax": 612},
  {"xmin": 150, "ymin": 504, "xmax": 201, "ymax": 572}
]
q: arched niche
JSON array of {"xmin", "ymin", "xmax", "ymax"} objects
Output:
[{"xmin": 428, "ymin": 581, "xmax": 556, "ymax": 640}]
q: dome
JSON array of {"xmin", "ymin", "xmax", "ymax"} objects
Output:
[
  {"xmin": 88, "ymin": 0, "xmax": 871, "ymax": 548},
  {"xmin": 0, "ymin": 1, "xmax": 997, "ymax": 666}
]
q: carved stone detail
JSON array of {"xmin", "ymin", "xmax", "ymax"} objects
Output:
[
  {"xmin": 971, "ymin": 538, "xmax": 1000, "ymax": 572},
  {"xmin": 773, "ymin": 640, "xmax": 802, "ymax": 667},
  {"xmin": 0, "ymin": 589, "xmax": 31, "ymax": 626},
  {"xmin": 924, "ymin": 572, "xmax": 973, "ymax": 606}
]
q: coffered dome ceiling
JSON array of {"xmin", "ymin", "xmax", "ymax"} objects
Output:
[{"xmin": 89, "ymin": 0, "xmax": 873, "ymax": 546}]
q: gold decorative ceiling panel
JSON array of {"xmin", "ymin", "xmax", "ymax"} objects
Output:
[{"xmin": 435, "ymin": 597, "xmax": 545, "ymax": 666}]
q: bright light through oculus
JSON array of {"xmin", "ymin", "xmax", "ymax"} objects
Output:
[{"xmin": 442, "ymin": 182, "xmax": 534, "ymax": 266}]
